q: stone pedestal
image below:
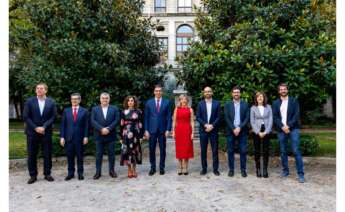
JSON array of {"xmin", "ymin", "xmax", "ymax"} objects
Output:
[{"xmin": 173, "ymin": 88, "xmax": 192, "ymax": 107}]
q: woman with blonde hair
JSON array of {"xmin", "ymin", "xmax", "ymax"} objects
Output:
[{"xmin": 172, "ymin": 94, "xmax": 194, "ymax": 175}]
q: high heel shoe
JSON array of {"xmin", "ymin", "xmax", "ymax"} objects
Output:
[
  {"xmin": 182, "ymin": 168, "xmax": 189, "ymax": 175},
  {"xmin": 128, "ymin": 169, "xmax": 133, "ymax": 178},
  {"xmin": 177, "ymin": 168, "xmax": 182, "ymax": 175}
]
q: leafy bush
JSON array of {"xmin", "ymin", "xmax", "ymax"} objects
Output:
[{"xmin": 219, "ymin": 133, "xmax": 320, "ymax": 156}]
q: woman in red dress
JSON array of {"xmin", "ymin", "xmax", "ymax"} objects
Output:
[{"xmin": 172, "ymin": 94, "xmax": 194, "ymax": 175}]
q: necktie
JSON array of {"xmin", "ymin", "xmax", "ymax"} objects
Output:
[
  {"xmin": 156, "ymin": 99, "xmax": 160, "ymax": 113},
  {"xmin": 73, "ymin": 108, "xmax": 77, "ymax": 122}
]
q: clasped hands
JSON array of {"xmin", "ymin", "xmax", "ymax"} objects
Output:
[{"xmin": 204, "ymin": 124, "xmax": 214, "ymax": 133}]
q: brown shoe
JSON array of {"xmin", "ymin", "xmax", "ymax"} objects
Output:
[{"xmin": 44, "ymin": 175, "xmax": 54, "ymax": 182}]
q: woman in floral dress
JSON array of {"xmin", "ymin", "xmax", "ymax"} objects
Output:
[{"xmin": 120, "ymin": 96, "xmax": 143, "ymax": 178}]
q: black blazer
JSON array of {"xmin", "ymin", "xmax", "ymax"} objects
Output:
[
  {"xmin": 91, "ymin": 105, "xmax": 120, "ymax": 142},
  {"xmin": 224, "ymin": 100, "xmax": 250, "ymax": 135},
  {"xmin": 196, "ymin": 99, "xmax": 221, "ymax": 133},
  {"xmin": 272, "ymin": 96, "xmax": 300, "ymax": 132},
  {"xmin": 60, "ymin": 106, "xmax": 89, "ymax": 142},
  {"xmin": 23, "ymin": 96, "xmax": 57, "ymax": 136}
]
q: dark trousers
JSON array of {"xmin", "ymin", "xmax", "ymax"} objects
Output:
[
  {"xmin": 27, "ymin": 133, "xmax": 52, "ymax": 177},
  {"xmin": 199, "ymin": 131, "xmax": 219, "ymax": 171},
  {"xmin": 253, "ymin": 134, "xmax": 270, "ymax": 171},
  {"xmin": 149, "ymin": 132, "xmax": 166, "ymax": 171},
  {"xmin": 65, "ymin": 141, "xmax": 84, "ymax": 176},
  {"xmin": 227, "ymin": 132, "xmax": 248, "ymax": 171},
  {"xmin": 95, "ymin": 140, "xmax": 115, "ymax": 174}
]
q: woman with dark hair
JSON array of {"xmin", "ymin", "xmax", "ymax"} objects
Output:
[
  {"xmin": 120, "ymin": 96, "xmax": 143, "ymax": 178},
  {"xmin": 250, "ymin": 91, "xmax": 273, "ymax": 178}
]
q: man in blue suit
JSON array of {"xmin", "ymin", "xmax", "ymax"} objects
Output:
[
  {"xmin": 224, "ymin": 86, "xmax": 250, "ymax": 178},
  {"xmin": 272, "ymin": 83, "xmax": 305, "ymax": 183},
  {"xmin": 60, "ymin": 93, "xmax": 89, "ymax": 181},
  {"xmin": 91, "ymin": 92, "xmax": 120, "ymax": 179},
  {"xmin": 23, "ymin": 83, "xmax": 57, "ymax": 184},
  {"xmin": 144, "ymin": 84, "xmax": 172, "ymax": 176},
  {"xmin": 196, "ymin": 86, "xmax": 221, "ymax": 176}
]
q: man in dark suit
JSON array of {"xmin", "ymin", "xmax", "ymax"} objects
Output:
[
  {"xmin": 60, "ymin": 93, "xmax": 89, "ymax": 181},
  {"xmin": 91, "ymin": 92, "xmax": 120, "ymax": 179},
  {"xmin": 23, "ymin": 83, "xmax": 57, "ymax": 184},
  {"xmin": 196, "ymin": 86, "xmax": 221, "ymax": 176},
  {"xmin": 144, "ymin": 84, "xmax": 172, "ymax": 176},
  {"xmin": 224, "ymin": 86, "xmax": 250, "ymax": 177},
  {"xmin": 272, "ymin": 83, "xmax": 305, "ymax": 183}
]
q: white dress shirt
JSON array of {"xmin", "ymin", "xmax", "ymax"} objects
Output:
[
  {"xmin": 102, "ymin": 106, "xmax": 108, "ymax": 119},
  {"xmin": 37, "ymin": 97, "xmax": 46, "ymax": 116},
  {"xmin": 205, "ymin": 99, "xmax": 212, "ymax": 123},
  {"xmin": 280, "ymin": 98, "xmax": 289, "ymax": 126},
  {"xmin": 258, "ymin": 105, "xmax": 265, "ymax": 124}
]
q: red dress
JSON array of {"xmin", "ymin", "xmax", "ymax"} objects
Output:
[{"xmin": 175, "ymin": 107, "xmax": 194, "ymax": 159}]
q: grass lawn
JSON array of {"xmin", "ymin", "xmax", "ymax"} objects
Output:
[
  {"xmin": 9, "ymin": 132, "xmax": 27, "ymax": 159},
  {"xmin": 305, "ymin": 132, "xmax": 336, "ymax": 157}
]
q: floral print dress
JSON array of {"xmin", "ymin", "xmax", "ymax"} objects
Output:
[{"xmin": 120, "ymin": 109, "xmax": 143, "ymax": 166}]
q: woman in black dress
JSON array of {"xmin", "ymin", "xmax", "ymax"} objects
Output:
[{"xmin": 120, "ymin": 96, "xmax": 143, "ymax": 178}]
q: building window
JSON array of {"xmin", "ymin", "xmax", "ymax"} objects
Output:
[
  {"xmin": 155, "ymin": 0, "xmax": 166, "ymax": 12},
  {"xmin": 158, "ymin": 37, "xmax": 168, "ymax": 64},
  {"xmin": 178, "ymin": 0, "xmax": 192, "ymax": 12},
  {"xmin": 176, "ymin": 25, "xmax": 194, "ymax": 58}
]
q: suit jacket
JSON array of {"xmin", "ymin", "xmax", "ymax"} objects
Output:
[
  {"xmin": 272, "ymin": 96, "xmax": 300, "ymax": 132},
  {"xmin": 224, "ymin": 100, "xmax": 250, "ymax": 135},
  {"xmin": 250, "ymin": 105, "xmax": 273, "ymax": 134},
  {"xmin": 23, "ymin": 96, "xmax": 57, "ymax": 136},
  {"xmin": 60, "ymin": 106, "xmax": 89, "ymax": 143},
  {"xmin": 91, "ymin": 105, "xmax": 120, "ymax": 142},
  {"xmin": 196, "ymin": 99, "xmax": 221, "ymax": 133},
  {"xmin": 144, "ymin": 98, "xmax": 172, "ymax": 134}
]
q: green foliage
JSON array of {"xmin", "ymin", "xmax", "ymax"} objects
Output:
[
  {"xmin": 9, "ymin": 132, "xmax": 122, "ymax": 159},
  {"xmin": 10, "ymin": 0, "xmax": 165, "ymax": 113},
  {"xmin": 219, "ymin": 133, "xmax": 320, "ymax": 156},
  {"xmin": 179, "ymin": 0, "xmax": 336, "ymax": 113}
]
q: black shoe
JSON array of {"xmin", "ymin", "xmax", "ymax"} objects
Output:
[
  {"xmin": 263, "ymin": 169, "xmax": 269, "ymax": 178},
  {"xmin": 148, "ymin": 169, "xmax": 156, "ymax": 176},
  {"xmin": 213, "ymin": 170, "xmax": 220, "ymax": 176},
  {"xmin": 241, "ymin": 170, "xmax": 247, "ymax": 178},
  {"xmin": 200, "ymin": 170, "xmax": 207, "ymax": 175},
  {"xmin": 65, "ymin": 175, "xmax": 74, "ymax": 181},
  {"xmin": 93, "ymin": 173, "xmax": 101, "ymax": 180},
  {"xmin": 44, "ymin": 175, "xmax": 54, "ymax": 182},
  {"xmin": 109, "ymin": 171, "xmax": 118, "ymax": 178},
  {"xmin": 256, "ymin": 169, "xmax": 262, "ymax": 178},
  {"xmin": 159, "ymin": 170, "xmax": 165, "ymax": 175},
  {"xmin": 78, "ymin": 175, "xmax": 84, "ymax": 180},
  {"xmin": 27, "ymin": 176, "xmax": 37, "ymax": 184},
  {"xmin": 228, "ymin": 170, "xmax": 234, "ymax": 177}
]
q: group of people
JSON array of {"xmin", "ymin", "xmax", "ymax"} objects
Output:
[{"xmin": 22, "ymin": 82, "xmax": 305, "ymax": 185}]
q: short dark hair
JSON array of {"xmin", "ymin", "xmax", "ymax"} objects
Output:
[
  {"xmin": 70, "ymin": 93, "xmax": 81, "ymax": 99},
  {"xmin": 232, "ymin": 86, "xmax": 241, "ymax": 92},
  {"xmin": 154, "ymin": 84, "xmax": 163, "ymax": 90},
  {"xmin": 278, "ymin": 83, "xmax": 288, "ymax": 90},
  {"xmin": 254, "ymin": 91, "xmax": 268, "ymax": 106},
  {"xmin": 123, "ymin": 95, "xmax": 139, "ymax": 109}
]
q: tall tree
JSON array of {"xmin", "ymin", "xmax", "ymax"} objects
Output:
[
  {"xmin": 178, "ymin": 0, "xmax": 335, "ymax": 118},
  {"xmin": 10, "ymin": 0, "xmax": 164, "ymax": 113}
]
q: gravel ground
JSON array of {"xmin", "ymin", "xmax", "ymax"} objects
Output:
[{"xmin": 9, "ymin": 139, "xmax": 336, "ymax": 212}]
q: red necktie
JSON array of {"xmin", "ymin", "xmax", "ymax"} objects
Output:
[
  {"xmin": 156, "ymin": 99, "xmax": 160, "ymax": 113},
  {"xmin": 73, "ymin": 108, "xmax": 77, "ymax": 122}
]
